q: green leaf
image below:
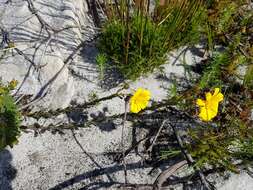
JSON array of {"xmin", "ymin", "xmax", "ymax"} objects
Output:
[{"xmin": 0, "ymin": 82, "xmax": 21, "ymax": 151}]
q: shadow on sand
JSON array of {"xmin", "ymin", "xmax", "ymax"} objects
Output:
[{"xmin": 0, "ymin": 149, "xmax": 17, "ymax": 190}]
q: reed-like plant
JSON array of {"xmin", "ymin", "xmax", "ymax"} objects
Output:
[{"xmin": 98, "ymin": 0, "xmax": 204, "ymax": 79}]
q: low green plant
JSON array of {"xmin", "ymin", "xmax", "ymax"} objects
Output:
[
  {"xmin": 98, "ymin": 14, "xmax": 167, "ymax": 79},
  {"xmin": 187, "ymin": 113, "xmax": 253, "ymax": 172},
  {"xmin": 99, "ymin": 0, "xmax": 204, "ymax": 79},
  {"xmin": 198, "ymin": 32, "xmax": 249, "ymax": 90},
  {"xmin": 96, "ymin": 53, "xmax": 107, "ymax": 79},
  {"xmin": 88, "ymin": 91, "xmax": 99, "ymax": 102},
  {"xmin": 188, "ymin": 126, "xmax": 231, "ymax": 172},
  {"xmin": 233, "ymin": 138, "xmax": 253, "ymax": 161},
  {"xmin": 0, "ymin": 80, "xmax": 21, "ymax": 150},
  {"xmin": 160, "ymin": 149, "xmax": 181, "ymax": 160},
  {"xmin": 198, "ymin": 51, "xmax": 229, "ymax": 89}
]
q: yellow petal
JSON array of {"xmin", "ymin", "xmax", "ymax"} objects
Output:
[
  {"xmin": 212, "ymin": 88, "xmax": 223, "ymax": 102},
  {"xmin": 135, "ymin": 88, "xmax": 143, "ymax": 95},
  {"xmin": 205, "ymin": 92, "xmax": 212, "ymax": 101},
  {"xmin": 196, "ymin": 99, "xmax": 205, "ymax": 107},
  {"xmin": 130, "ymin": 102, "xmax": 138, "ymax": 113},
  {"xmin": 199, "ymin": 106, "xmax": 217, "ymax": 121},
  {"xmin": 140, "ymin": 101, "xmax": 148, "ymax": 109},
  {"xmin": 197, "ymin": 88, "xmax": 223, "ymax": 122},
  {"xmin": 130, "ymin": 88, "xmax": 151, "ymax": 113},
  {"xmin": 215, "ymin": 93, "xmax": 224, "ymax": 102},
  {"xmin": 199, "ymin": 108, "xmax": 210, "ymax": 121},
  {"xmin": 213, "ymin": 88, "xmax": 220, "ymax": 96}
]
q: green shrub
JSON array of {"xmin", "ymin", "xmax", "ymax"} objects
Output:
[
  {"xmin": 98, "ymin": 0, "xmax": 204, "ymax": 80},
  {"xmin": 0, "ymin": 80, "xmax": 21, "ymax": 150}
]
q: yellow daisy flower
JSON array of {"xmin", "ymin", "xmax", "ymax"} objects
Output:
[
  {"xmin": 196, "ymin": 88, "xmax": 224, "ymax": 121},
  {"xmin": 130, "ymin": 88, "xmax": 151, "ymax": 113}
]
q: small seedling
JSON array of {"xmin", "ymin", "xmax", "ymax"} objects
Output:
[{"xmin": 95, "ymin": 53, "xmax": 107, "ymax": 80}]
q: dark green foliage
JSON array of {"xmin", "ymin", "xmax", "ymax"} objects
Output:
[
  {"xmin": 0, "ymin": 80, "xmax": 21, "ymax": 150},
  {"xmin": 216, "ymin": 3, "xmax": 237, "ymax": 34},
  {"xmin": 233, "ymin": 138, "xmax": 253, "ymax": 161},
  {"xmin": 198, "ymin": 32, "xmax": 249, "ymax": 90},
  {"xmin": 160, "ymin": 149, "xmax": 181, "ymax": 160},
  {"xmin": 188, "ymin": 126, "xmax": 235, "ymax": 171},
  {"xmin": 98, "ymin": 14, "xmax": 167, "ymax": 79},
  {"xmin": 199, "ymin": 51, "xmax": 229, "ymax": 89},
  {"xmin": 187, "ymin": 117, "xmax": 253, "ymax": 172}
]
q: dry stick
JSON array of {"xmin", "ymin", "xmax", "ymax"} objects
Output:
[
  {"xmin": 224, "ymin": 34, "xmax": 250, "ymax": 58},
  {"xmin": 37, "ymin": 36, "xmax": 52, "ymax": 68},
  {"xmin": 71, "ymin": 129, "xmax": 114, "ymax": 183},
  {"xmin": 116, "ymin": 136, "xmax": 150, "ymax": 162},
  {"xmin": 23, "ymin": 87, "xmax": 123, "ymax": 117},
  {"xmin": 20, "ymin": 41, "xmax": 86, "ymax": 110},
  {"xmin": 169, "ymin": 122, "xmax": 213, "ymax": 190},
  {"xmin": 121, "ymin": 96, "xmax": 130, "ymax": 186},
  {"xmin": 22, "ymin": 85, "xmax": 190, "ymax": 119},
  {"xmin": 26, "ymin": 0, "xmax": 53, "ymax": 33},
  {"xmin": 14, "ymin": 47, "xmax": 38, "ymax": 69},
  {"xmin": 118, "ymin": 183, "xmax": 153, "ymax": 190},
  {"xmin": 147, "ymin": 119, "xmax": 168, "ymax": 153},
  {"xmin": 0, "ymin": 29, "xmax": 37, "ymax": 68},
  {"xmin": 153, "ymin": 160, "xmax": 188, "ymax": 190}
]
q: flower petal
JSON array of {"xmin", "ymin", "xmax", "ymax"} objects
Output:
[
  {"xmin": 130, "ymin": 102, "xmax": 138, "ymax": 113},
  {"xmin": 199, "ymin": 106, "xmax": 217, "ymax": 121},
  {"xmin": 196, "ymin": 99, "xmax": 205, "ymax": 107},
  {"xmin": 213, "ymin": 88, "xmax": 220, "ymax": 96},
  {"xmin": 130, "ymin": 88, "xmax": 151, "ymax": 113},
  {"xmin": 215, "ymin": 93, "xmax": 224, "ymax": 102},
  {"xmin": 205, "ymin": 92, "xmax": 212, "ymax": 101},
  {"xmin": 199, "ymin": 107, "xmax": 210, "ymax": 121}
]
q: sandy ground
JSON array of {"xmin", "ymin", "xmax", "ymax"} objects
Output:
[{"xmin": 0, "ymin": 0, "xmax": 253, "ymax": 189}]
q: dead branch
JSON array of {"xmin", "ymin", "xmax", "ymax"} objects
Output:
[
  {"xmin": 169, "ymin": 122, "xmax": 215, "ymax": 190},
  {"xmin": 147, "ymin": 119, "xmax": 169, "ymax": 153},
  {"xmin": 121, "ymin": 96, "xmax": 130, "ymax": 186},
  {"xmin": 153, "ymin": 160, "xmax": 188, "ymax": 190}
]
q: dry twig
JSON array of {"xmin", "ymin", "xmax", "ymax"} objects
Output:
[
  {"xmin": 147, "ymin": 119, "xmax": 169, "ymax": 153},
  {"xmin": 153, "ymin": 160, "xmax": 188, "ymax": 190},
  {"xmin": 121, "ymin": 96, "xmax": 130, "ymax": 186},
  {"xmin": 169, "ymin": 122, "xmax": 214, "ymax": 190}
]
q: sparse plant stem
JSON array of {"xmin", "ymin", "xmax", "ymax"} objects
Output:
[
  {"xmin": 124, "ymin": 0, "xmax": 131, "ymax": 65},
  {"xmin": 147, "ymin": 119, "xmax": 168, "ymax": 153},
  {"xmin": 121, "ymin": 96, "xmax": 130, "ymax": 185}
]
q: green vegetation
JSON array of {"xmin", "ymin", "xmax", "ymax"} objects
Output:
[
  {"xmin": 0, "ymin": 80, "xmax": 21, "ymax": 150},
  {"xmin": 164, "ymin": 0, "xmax": 253, "ymax": 173},
  {"xmin": 98, "ymin": 1, "xmax": 252, "ymax": 175},
  {"xmin": 98, "ymin": 0, "xmax": 204, "ymax": 79},
  {"xmin": 96, "ymin": 53, "xmax": 107, "ymax": 79}
]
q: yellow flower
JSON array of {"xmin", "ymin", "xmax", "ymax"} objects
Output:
[
  {"xmin": 130, "ymin": 88, "xmax": 151, "ymax": 113},
  {"xmin": 196, "ymin": 88, "xmax": 224, "ymax": 121}
]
